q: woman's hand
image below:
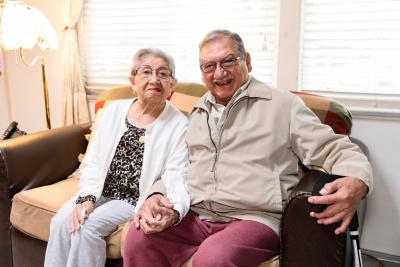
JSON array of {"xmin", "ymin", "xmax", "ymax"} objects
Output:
[
  {"xmin": 69, "ymin": 200, "xmax": 94, "ymax": 233},
  {"xmin": 133, "ymin": 194, "xmax": 179, "ymax": 234}
]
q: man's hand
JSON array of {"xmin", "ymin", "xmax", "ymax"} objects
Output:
[
  {"xmin": 133, "ymin": 194, "xmax": 179, "ymax": 234},
  {"xmin": 69, "ymin": 201, "xmax": 94, "ymax": 233},
  {"xmin": 308, "ymin": 176, "xmax": 368, "ymax": 234}
]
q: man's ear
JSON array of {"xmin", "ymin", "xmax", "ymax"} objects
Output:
[{"xmin": 245, "ymin": 52, "xmax": 252, "ymax": 73}]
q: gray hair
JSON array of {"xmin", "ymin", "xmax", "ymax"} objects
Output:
[
  {"xmin": 199, "ymin": 29, "xmax": 247, "ymax": 59},
  {"xmin": 130, "ymin": 48, "xmax": 176, "ymax": 78}
]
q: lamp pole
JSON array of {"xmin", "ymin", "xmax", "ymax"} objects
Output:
[{"xmin": 19, "ymin": 48, "xmax": 51, "ymax": 129}]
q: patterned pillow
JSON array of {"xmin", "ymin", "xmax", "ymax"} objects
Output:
[
  {"xmin": 291, "ymin": 91, "xmax": 352, "ymax": 135},
  {"xmin": 78, "ymin": 99, "xmax": 122, "ymax": 162}
]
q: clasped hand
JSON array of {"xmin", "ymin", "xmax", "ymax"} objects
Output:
[
  {"xmin": 69, "ymin": 200, "xmax": 94, "ymax": 233},
  {"xmin": 133, "ymin": 194, "xmax": 179, "ymax": 234},
  {"xmin": 308, "ymin": 176, "xmax": 368, "ymax": 234}
]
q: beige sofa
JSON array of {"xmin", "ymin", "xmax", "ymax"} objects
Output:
[{"xmin": 2, "ymin": 82, "xmax": 352, "ymax": 267}]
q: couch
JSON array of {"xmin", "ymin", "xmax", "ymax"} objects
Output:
[{"xmin": 1, "ymin": 82, "xmax": 355, "ymax": 267}]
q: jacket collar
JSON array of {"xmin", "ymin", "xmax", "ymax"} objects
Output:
[{"xmin": 193, "ymin": 76, "xmax": 272, "ymax": 112}]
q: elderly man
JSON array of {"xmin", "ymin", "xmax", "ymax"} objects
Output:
[{"xmin": 124, "ymin": 30, "xmax": 372, "ymax": 267}]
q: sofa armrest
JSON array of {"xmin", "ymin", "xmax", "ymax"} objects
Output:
[
  {"xmin": 0, "ymin": 123, "xmax": 90, "ymax": 197},
  {"xmin": 280, "ymin": 170, "xmax": 346, "ymax": 267},
  {"xmin": 0, "ymin": 123, "xmax": 89, "ymax": 267}
]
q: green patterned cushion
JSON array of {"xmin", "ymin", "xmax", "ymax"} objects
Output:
[{"xmin": 291, "ymin": 91, "xmax": 352, "ymax": 135}]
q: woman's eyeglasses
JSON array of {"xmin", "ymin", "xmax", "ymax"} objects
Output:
[{"xmin": 133, "ymin": 67, "xmax": 172, "ymax": 80}]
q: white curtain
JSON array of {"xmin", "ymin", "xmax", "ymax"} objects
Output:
[{"xmin": 62, "ymin": 0, "xmax": 90, "ymax": 126}]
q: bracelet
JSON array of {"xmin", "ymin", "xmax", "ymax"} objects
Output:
[{"xmin": 75, "ymin": 195, "xmax": 96, "ymax": 204}]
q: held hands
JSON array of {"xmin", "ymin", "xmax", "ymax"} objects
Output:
[
  {"xmin": 133, "ymin": 194, "xmax": 179, "ymax": 234},
  {"xmin": 308, "ymin": 176, "xmax": 368, "ymax": 234},
  {"xmin": 69, "ymin": 201, "xmax": 94, "ymax": 233}
]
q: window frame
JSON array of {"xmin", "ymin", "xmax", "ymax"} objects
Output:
[
  {"xmin": 278, "ymin": 0, "xmax": 400, "ymax": 116},
  {"xmin": 81, "ymin": 0, "xmax": 400, "ymax": 116}
]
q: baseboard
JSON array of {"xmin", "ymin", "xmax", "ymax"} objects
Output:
[{"xmin": 362, "ymin": 249, "xmax": 400, "ymax": 265}]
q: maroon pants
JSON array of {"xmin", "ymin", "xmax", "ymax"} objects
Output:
[{"xmin": 124, "ymin": 211, "xmax": 279, "ymax": 267}]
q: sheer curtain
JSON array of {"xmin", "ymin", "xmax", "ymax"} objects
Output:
[{"xmin": 62, "ymin": 0, "xmax": 90, "ymax": 125}]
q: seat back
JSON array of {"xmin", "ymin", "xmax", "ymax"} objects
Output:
[
  {"xmin": 95, "ymin": 83, "xmax": 207, "ymax": 114},
  {"xmin": 95, "ymin": 83, "xmax": 352, "ymax": 135}
]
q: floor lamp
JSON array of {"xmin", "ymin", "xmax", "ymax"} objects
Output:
[{"xmin": 0, "ymin": 0, "xmax": 59, "ymax": 129}]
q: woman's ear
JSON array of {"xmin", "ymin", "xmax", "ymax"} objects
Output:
[
  {"xmin": 166, "ymin": 78, "xmax": 177, "ymax": 100},
  {"xmin": 170, "ymin": 78, "xmax": 177, "ymax": 90},
  {"xmin": 129, "ymin": 75, "xmax": 135, "ymax": 85}
]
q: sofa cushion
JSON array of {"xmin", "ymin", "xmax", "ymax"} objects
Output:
[
  {"xmin": 8, "ymin": 83, "xmax": 350, "ymax": 265},
  {"xmin": 10, "ymin": 175, "xmax": 278, "ymax": 264},
  {"xmin": 9, "ymin": 173, "xmax": 125, "ymax": 259},
  {"xmin": 10, "ymin": 175, "xmax": 79, "ymax": 242},
  {"xmin": 292, "ymin": 91, "xmax": 352, "ymax": 135},
  {"xmin": 181, "ymin": 255, "xmax": 279, "ymax": 267}
]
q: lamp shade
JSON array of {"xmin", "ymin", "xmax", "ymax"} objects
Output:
[{"xmin": 0, "ymin": 0, "xmax": 59, "ymax": 50}]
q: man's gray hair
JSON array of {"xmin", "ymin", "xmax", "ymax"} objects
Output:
[
  {"xmin": 131, "ymin": 48, "xmax": 176, "ymax": 78},
  {"xmin": 199, "ymin": 29, "xmax": 247, "ymax": 59}
]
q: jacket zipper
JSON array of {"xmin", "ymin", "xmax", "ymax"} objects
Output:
[
  {"xmin": 212, "ymin": 95, "xmax": 249, "ymax": 172},
  {"xmin": 219, "ymin": 95, "xmax": 249, "ymax": 137},
  {"xmin": 199, "ymin": 95, "xmax": 249, "ymax": 173},
  {"xmin": 204, "ymin": 111, "xmax": 218, "ymax": 172}
]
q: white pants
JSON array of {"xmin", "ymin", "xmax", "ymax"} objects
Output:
[{"xmin": 44, "ymin": 196, "xmax": 135, "ymax": 267}]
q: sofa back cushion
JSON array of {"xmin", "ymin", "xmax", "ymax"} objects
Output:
[
  {"xmin": 95, "ymin": 83, "xmax": 352, "ymax": 135},
  {"xmin": 95, "ymin": 83, "xmax": 208, "ymax": 114},
  {"xmin": 290, "ymin": 91, "xmax": 352, "ymax": 135}
]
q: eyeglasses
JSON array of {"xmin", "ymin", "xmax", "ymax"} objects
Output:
[
  {"xmin": 133, "ymin": 67, "xmax": 173, "ymax": 80},
  {"xmin": 200, "ymin": 56, "xmax": 241, "ymax": 73}
]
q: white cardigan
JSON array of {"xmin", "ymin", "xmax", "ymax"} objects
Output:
[{"xmin": 78, "ymin": 99, "xmax": 190, "ymax": 218}]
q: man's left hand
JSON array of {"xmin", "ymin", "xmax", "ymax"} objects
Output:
[
  {"xmin": 133, "ymin": 194, "xmax": 179, "ymax": 234},
  {"xmin": 308, "ymin": 176, "xmax": 368, "ymax": 234}
]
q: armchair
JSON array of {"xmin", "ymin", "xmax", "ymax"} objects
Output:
[{"xmin": 1, "ymin": 83, "xmax": 356, "ymax": 267}]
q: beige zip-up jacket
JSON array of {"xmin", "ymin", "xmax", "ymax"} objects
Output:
[{"xmin": 186, "ymin": 77, "xmax": 372, "ymax": 234}]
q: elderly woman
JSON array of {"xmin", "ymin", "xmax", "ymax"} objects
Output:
[{"xmin": 44, "ymin": 48, "xmax": 190, "ymax": 267}]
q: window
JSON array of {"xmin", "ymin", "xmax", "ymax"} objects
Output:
[
  {"xmin": 81, "ymin": 0, "xmax": 400, "ymax": 113},
  {"xmin": 80, "ymin": 0, "xmax": 278, "ymax": 89},
  {"xmin": 300, "ymin": 0, "xmax": 400, "ymax": 96}
]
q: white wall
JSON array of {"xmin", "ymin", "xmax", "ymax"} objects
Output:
[
  {"xmin": 2, "ymin": 0, "xmax": 64, "ymax": 133},
  {"xmin": 0, "ymin": 51, "xmax": 11, "ymax": 131},
  {"xmin": 352, "ymin": 116, "xmax": 400, "ymax": 256},
  {"xmin": 276, "ymin": 0, "xmax": 400, "ymax": 257}
]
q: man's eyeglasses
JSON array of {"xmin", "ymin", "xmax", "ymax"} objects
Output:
[
  {"xmin": 133, "ymin": 67, "xmax": 172, "ymax": 80},
  {"xmin": 200, "ymin": 56, "xmax": 241, "ymax": 73}
]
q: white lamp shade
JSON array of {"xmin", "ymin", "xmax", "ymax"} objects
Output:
[{"xmin": 0, "ymin": 1, "xmax": 59, "ymax": 50}]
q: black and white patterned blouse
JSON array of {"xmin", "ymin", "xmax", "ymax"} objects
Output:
[{"xmin": 100, "ymin": 117, "xmax": 146, "ymax": 206}]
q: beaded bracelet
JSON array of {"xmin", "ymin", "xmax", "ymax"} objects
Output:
[{"xmin": 75, "ymin": 195, "xmax": 96, "ymax": 204}]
